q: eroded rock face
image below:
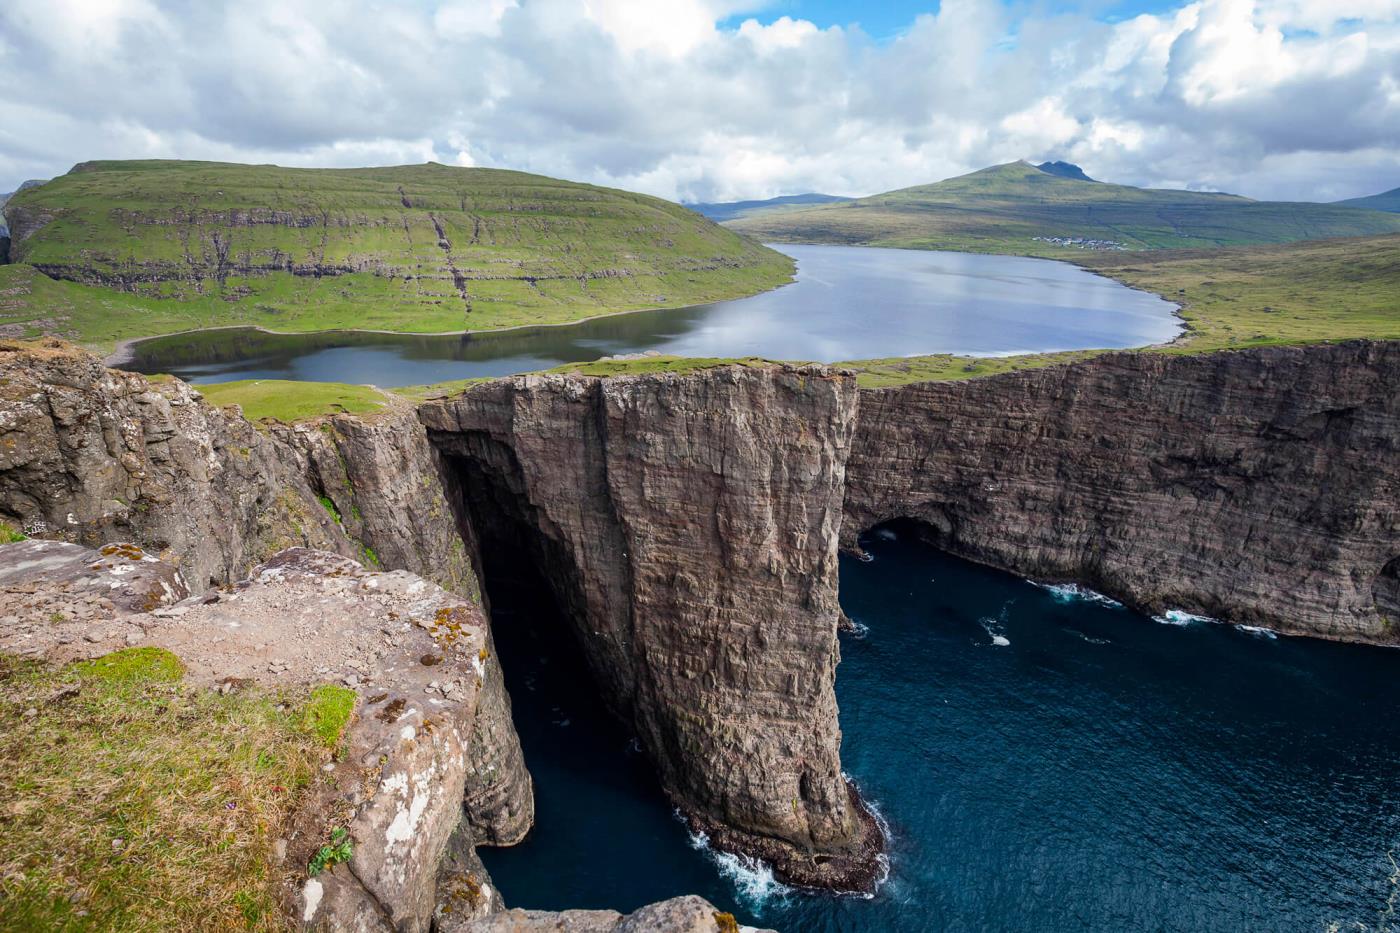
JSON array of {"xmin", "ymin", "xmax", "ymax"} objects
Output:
[
  {"xmin": 270, "ymin": 412, "xmax": 479, "ymax": 598},
  {"xmin": 0, "ymin": 340, "xmax": 476, "ymax": 602},
  {"xmin": 0, "ymin": 340, "xmax": 351, "ymax": 588},
  {"xmin": 460, "ymin": 895, "xmax": 774, "ymax": 933},
  {"xmin": 845, "ymin": 341, "xmax": 1400, "ymax": 643},
  {"xmin": 421, "ymin": 364, "xmax": 885, "ymax": 890}
]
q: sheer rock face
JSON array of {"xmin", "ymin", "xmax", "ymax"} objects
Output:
[
  {"xmin": 0, "ymin": 340, "xmax": 476, "ymax": 599},
  {"xmin": 420, "ymin": 365, "xmax": 885, "ymax": 890},
  {"xmin": 845, "ymin": 341, "xmax": 1400, "ymax": 644},
  {"xmin": 269, "ymin": 413, "xmax": 480, "ymax": 599},
  {"xmin": 0, "ymin": 340, "xmax": 350, "ymax": 589}
]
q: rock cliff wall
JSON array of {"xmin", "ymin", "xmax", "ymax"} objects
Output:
[
  {"xmin": 0, "ymin": 342, "xmax": 534, "ymax": 922},
  {"xmin": 845, "ymin": 341, "xmax": 1400, "ymax": 643},
  {"xmin": 420, "ymin": 365, "xmax": 885, "ymax": 890},
  {"xmin": 0, "ymin": 339, "xmax": 476, "ymax": 598}
]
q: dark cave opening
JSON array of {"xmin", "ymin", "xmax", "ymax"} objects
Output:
[{"xmin": 433, "ymin": 446, "xmax": 748, "ymax": 913}]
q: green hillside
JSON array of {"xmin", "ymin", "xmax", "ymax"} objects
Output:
[
  {"xmin": 0, "ymin": 160, "xmax": 791, "ymax": 347},
  {"xmin": 728, "ymin": 161, "xmax": 1400, "ymax": 256},
  {"xmin": 1336, "ymin": 185, "xmax": 1400, "ymax": 213}
]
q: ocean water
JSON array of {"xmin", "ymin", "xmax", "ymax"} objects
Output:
[
  {"xmin": 479, "ymin": 526, "xmax": 1400, "ymax": 932},
  {"xmin": 119, "ymin": 245, "xmax": 1181, "ymax": 386}
]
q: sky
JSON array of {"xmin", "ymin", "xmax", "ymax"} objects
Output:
[{"xmin": 1, "ymin": 0, "xmax": 1399, "ymax": 203}]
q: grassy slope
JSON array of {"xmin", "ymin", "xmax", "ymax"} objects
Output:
[
  {"xmin": 729, "ymin": 161, "xmax": 1400, "ymax": 256},
  {"xmin": 0, "ymin": 647, "xmax": 355, "ymax": 930},
  {"xmin": 1336, "ymin": 186, "xmax": 1400, "ymax": 213},
  {"xmin": 197, "ymin": 379, "xmax": 391, "ymax": 422},
  {"xmin": 1, "ymin": 160, "xmax": 792, "ymax": 349}
]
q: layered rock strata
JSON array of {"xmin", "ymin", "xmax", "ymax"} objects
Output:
[
  {"xmin": 420, "ymin": 365, "xmax": 885, "ymax": 891},
  {"xmin": 845, "ymin": 341, "xmax": 1400, "ymax": 643},
  {"xmin": 0, "ymin": 339, "xmax": 474, "ymax": 597}
]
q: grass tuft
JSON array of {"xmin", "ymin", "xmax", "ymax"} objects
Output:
[
  {"xmin": 300, "ymin": 685, "xmax": 356, "ymax": 751},
  {"xmin": 70, "ymin": 646, "xmax": 184, "ymax": 684},
  {"xmin": 0, "ymin": 651, "xmax": 336, "ymax": 931}
]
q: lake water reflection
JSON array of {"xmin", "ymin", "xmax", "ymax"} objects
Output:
[{"xmin": 120, "ymin": 244, "xmax": 1181, "ymax": 386}]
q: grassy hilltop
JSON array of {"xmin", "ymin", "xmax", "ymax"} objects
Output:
[
  {"xmin": 0, "ymin": 160, "xmax": 791, "ymax": 348},
  {"xmin": 1337, "ymin": 185, "xmax": 1400, "ymax": 213},
  {"xmin": 728, "ymin": 161, "xmax": 1400, "ymax": 255}
]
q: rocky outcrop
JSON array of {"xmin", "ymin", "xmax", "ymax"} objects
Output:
[
  {"xmin": 0, "ymin": 340, "xmax": 474, "ymax": 599},
  {"xmin": 460, "ymin": 895, "xmax": 773, "ymax": 932},
  {"xmin": 0, "ymin": 542, "xmax": 523, "ymax": 932},
  {"xmin": 0, "ymin": 539, "xmax": 189, "ymax": 658},
  {"xmin": 269, "ymin": 411, "xmax": 480, "ymax": 599},
  {"xmin": 0, "ymin": 339, "xmax": 349, "ymax": 588},
  {"xmin": 0, "ymin": 343, "xmax": 535, "ymax": 920},
  {"xmin": 845, "ymin": 341, "xmax": 1400, "ymax": 643},
  {"xmin": 420, "ymin": 364, "xmax": 885, "ymax": 891}
]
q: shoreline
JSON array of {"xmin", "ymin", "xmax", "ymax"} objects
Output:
[
  {"xmin": 103, "ymin": 258, "xmax": 802, "ymax": 367},
  {"xmin": 102, "ymin": 247, "xmax": 1189, "ymax": 377}
]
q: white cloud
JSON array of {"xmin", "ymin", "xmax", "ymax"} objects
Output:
[{"xmin": 1, "ymin": 0, "xmax": 1398, "ymax": 202}]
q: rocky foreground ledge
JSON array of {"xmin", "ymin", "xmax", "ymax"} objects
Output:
[{"xmin": 1, "ymin": 539, "xmax": 759, "ymax": 931}]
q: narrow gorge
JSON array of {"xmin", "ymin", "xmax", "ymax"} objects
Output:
[{"xmin": 2, "ymin": 335, "xmax": 1396, "ymax": 928}]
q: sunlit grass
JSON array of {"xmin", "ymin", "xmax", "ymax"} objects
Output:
[{"xmin": 0, "ymin": 649, "xmax": 355, "ymax": 931}]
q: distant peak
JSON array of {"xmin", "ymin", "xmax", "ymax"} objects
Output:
[{"xmin": 1036, "ymin": 161, "xmax": 1096, "ymax": 182}]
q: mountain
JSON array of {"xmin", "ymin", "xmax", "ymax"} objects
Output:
[
  {"xmin": 727, "ymin": 160, "xmax": 1400, "ymax": 254},
  {"xmin": 2, "ymin": 160, "xmax": 791, "ymax": 340},
  {"xmin": 1036, "ymin": 161, "xmax": 1095, "ymax": 181},
  {"xmin": 1335, "ymin": 185, "xmax": 1400, "ymax": 213},
  {"xmin": 686, "ymin": 193, "xmax": 852, "ymax": 222}
]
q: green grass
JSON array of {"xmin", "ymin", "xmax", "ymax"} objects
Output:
[
  {"xmin": 299, "ymin": 685, "xmax": 356, "ymax": 750},
  {"xmin": 71, "ymin": 646, "xmax": 184, "ymax": 684},
  {"xmin": 0, "ymin": 519, "xmax": 25, "ymax": 543},
  {"xmin": 1, "ymin": 160, "xmax": 793, "ymax": 350},
  {"xmin": 197, "ymin": 379, "xmax": 390, "ymax": 422},
  {"xmin": 729, "ymin": 161, "xmax": 1400, "ymax": 257},
  {"xmin": 550, "ymin": 355, "xmax": 777, "ymax": 378},
  {"xmin": 0, "ymin": 649, "xmax": 350, "ymax": 931},
  {"xmin": 391, "ymin": 356, "xmax": 780, "ymax": 400}
]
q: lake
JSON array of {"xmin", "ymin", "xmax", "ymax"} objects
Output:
[
  {"xmin": 118, "ymin": 245, "xmax": 1181, "ymax": 385},
  {"xmin": 479, "ymin": 524, "xmax": 1400, "ymax": 932}
]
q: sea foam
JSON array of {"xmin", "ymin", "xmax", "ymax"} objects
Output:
[{"xmin": 1033, "ymin": 581, "xmax": 1124, "ymax": 609}]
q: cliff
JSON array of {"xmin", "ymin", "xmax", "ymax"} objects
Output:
[
  {"xmin": 845, "ymin": 341, "xmax": 1400, "ymax": 643},
  {"xmin": 419, "ymin": 364, "xmax": 886, "ymax": 890},
  {"xmin": 0, "ymin": 338, "xmax": 475, "ymax": 597},
  {"xmin": 0, "ymin": 340, "xmax": 535, "ymax": 924}
]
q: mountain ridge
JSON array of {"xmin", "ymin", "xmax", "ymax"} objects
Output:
[
  {"xmin": 1336, "ymin": 185, "xmax": 1400, "ymax": 213},
  {"xmin": 686, "ymin": 192, "xmax": 852, "ymax": 222},
  {"xmin": 727, "ymin": 160, "xmax": 1400, "ymax": 254}
]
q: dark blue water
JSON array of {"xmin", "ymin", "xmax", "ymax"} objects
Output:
[
  {"xmin": 119, "ymin": 245, "xmax": 1181, "ymax": 386},
  {"xmin": 480, "ymin": 526, "xmax": 1400, "ymax": 932}
]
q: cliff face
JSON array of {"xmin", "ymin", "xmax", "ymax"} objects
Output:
[
  {"xmin": 0, "ymin": 339, "xmax": 477, "ymax": 598},
  {"xmin": 0, "ymin": 340, "xmax": 350, "ymax": 588},
  {"xmin": 269, "ymin": 412, "xmax": 480, "ymax": 599},
  {"xmin": 845, "ymin": 341, "xmax": 1400, "ymax": 643},
  {"xmin": 420, "ymin": 365, "xmax": 885, "ymax": 890}
]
